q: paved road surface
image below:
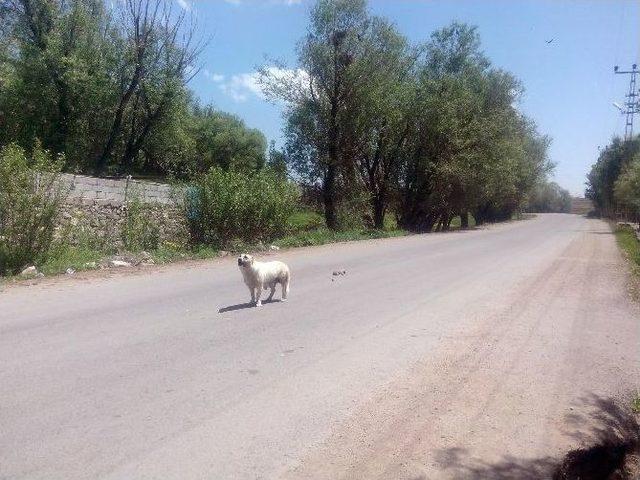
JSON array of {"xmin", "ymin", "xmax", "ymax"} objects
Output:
[{"xmin": 1, "ymin": 214, "xmax": 638, "ymax": 479}]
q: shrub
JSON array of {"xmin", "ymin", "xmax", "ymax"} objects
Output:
[
  {"xmin": 0, "ymin": 143, "xmax": 67, "ymax": 275},
  {"xmin": 184, "ymin": 168, "xmax": 299, "ymax": 247},
  {"xmin": 288, "ymin": 210, "xmax": 325, "ymax": 232},
  {"xmin": 121, "ymin": 196, "xmax": 161, "ymax": 252}
]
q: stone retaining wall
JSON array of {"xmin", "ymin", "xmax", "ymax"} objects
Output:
[{"xmin": 56, "ymin": 175, "xmax": 187, "ymax": 250}]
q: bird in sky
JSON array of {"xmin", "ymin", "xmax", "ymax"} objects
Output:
[{"xmin": 546, "ymin": 38, "xmax": 554, "ymax": 44}]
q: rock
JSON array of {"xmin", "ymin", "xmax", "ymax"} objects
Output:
[
  {"xmin": 139, "ymin": 251, "xmax": 152, "ymax": 261},
  {"xmin": 84, "ymin": 262, "xmax": 97, "ymax": 269},
  {"xmin": 142, "ymin": 258, "xmax": 155, "ymax": 265},
  {"xmin": 35, "ymin": 272, "xmax": 45, "ymax": 278},
  {"xmin": 332, "ymin": 269, "xmax": 347, "ymax": 276},
  {"xmin": 269, "ymin": 245, "xmax": 280, "ymax": 251},
  {"xmin": 109, "ymin": 260, "xmax": 132, "ymax": 268},
  {"xmin": 65, "ymin": 268, "xmax": 76, "ymax": 275},
  {"xmin": 20, "ymin": 266, "xmax": 37, "ymax": 276},
  {"xmin": 218, "ymin": 250, "xmax": 230, "ymax": 257}
]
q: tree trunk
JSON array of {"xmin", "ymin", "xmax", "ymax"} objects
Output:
[
  {"xmin": 460, "ymin": 211, "xmax": 469, "ymax": 229},
  {"xmin": 372, "ymin": 193, "xmax": 385, "ymax": 229},
  {"xmin": 323, "ymin": 164, "xmax": 338, "ymax": 230}
]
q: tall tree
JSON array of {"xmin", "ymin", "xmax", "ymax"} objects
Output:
[
  {"xmin": 261, "ymin": 0, "xmax": 371, "ymax": 230},
  {"xmin": 95, "ymin": 0, "xmax": 201, "ymax": 174}
]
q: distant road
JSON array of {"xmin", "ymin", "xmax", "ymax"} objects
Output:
[{"xmin": 1, "ymin": 214, "xmax": 638, "ymax": 479}]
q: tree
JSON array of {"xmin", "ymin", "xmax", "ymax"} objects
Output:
[
  {"xmin": 344, "ymin": 18, "xmax": 414, "ymax": 228},
  {"xmin": 396, "ymin": 23, "xmax": 552, "ymax": 231},
  {"xmin": 614, "ymin": 154, "xmax": 640, "ymax": 222},
  {"xmin": 1, "ymin": 0, "xmax": 202, "ymax": 176},
  {"xmin": 527, "ymin": 181, "xmax": 572, "ymax": 213},
  {"xmin": 261, "ymin": 0, "xmax": 371, "ymax": 230},
  {"xmin": 95, "ymin": 0, "xmax": 201, "ymax": 174},
  {"xmin": 586, "ymin": 136, "xmax": 640, "ymax": 217}
]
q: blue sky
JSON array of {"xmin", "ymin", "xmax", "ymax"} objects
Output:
[{"xmin": 183, "ymin": 0, "xmax": 640, "ymax": 196}]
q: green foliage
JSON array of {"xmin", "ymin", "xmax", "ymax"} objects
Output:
[
  {"xmin": 183, "ymin": 106, "xmax": 267, "ymax": 175},
  {"xmin": 274, "ymin": 226, "xmax": 406, "ymax": 249},
  {"xmin": 614, "ymin": 155, "xmax": 640, "ymax": 219},
  {"xmin": 615, "ymin": 226, "xmax": 640, "ymax": 273},
  {"xmin": 39, "ymin": 245, "xmax": 103, "ymax": 276},
  {"xmin": 266, "ymin": 2, "xmax": 555, "ymax": 233},
  {"xmin": 528, "ymin": 181, "xmax": 572, "ymax": 213},
  {"xmin": 121, "ymin": 197, "xmax": 161, "ymax": 252},
  {"xmin": 1, "ymin": 0, "xmax": 202, "ymax": 176},
  {"xmin": 0, "ymin": 143, "xmax": 67, "ymax": 275},
  {"xmin": 288, "ymin": 210, "xmax": 325, "ymax": 232},
  {"xmin": 184, "ymin": 168, "xmax": 299, "ymax": 247},
  {"xmin": 586, "ymin": 136, "xmax": 640, "ymax": 218}
]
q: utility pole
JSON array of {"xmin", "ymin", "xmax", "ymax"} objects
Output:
[{"xmin": 614, "ymin": 64, "xmax": 640, "ymax": 140}]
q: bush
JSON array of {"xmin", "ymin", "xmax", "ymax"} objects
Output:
[
  {"xmin": 122, "ymin": 196, "xmax": 161, "ymax": 251},
  {"xmin": 184, "ymin": 168, "xmax": 299, "ymax": 247},
  {"xmin": 0, "ymin": 143, "xmax": 67, "ymax": 275},
  {"xmin": 288, "ymin": 210, "xmax": 325, "ymax": 232}
]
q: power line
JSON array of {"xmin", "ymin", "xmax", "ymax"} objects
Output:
[{"xmin": 613, "ymin": 63, "xmax": 640, "ymax": 140}]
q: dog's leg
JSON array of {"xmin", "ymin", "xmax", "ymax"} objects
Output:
[
  {"xmin": 282, "ymin": 276, "xmax": 289, "ymax": 301},
  {"xmin": 249, "ymin": 286, "xmax": 255, "ymax": 305},
  {"xmin": 255, "ymin": 284, "xmax": 263, "ymax": 307},
  {"xmin": 267, "ymin": 282, "xmax": 276, "ymax": 302}
]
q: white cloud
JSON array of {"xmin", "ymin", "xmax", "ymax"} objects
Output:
[
  {"xmin": 219, "ymin": 73, "xmax": 263, "ymax": 102},
  {"xmin": 176, "ymin": 0, "xmax": 191, "ymax": 10},
  {"xmin": 215, "ymin": 67, "xmax": 309, "ymax": 103},
  {"xmin": 203, "ymin": 69, "xmax": 226, "ymax": 83}
]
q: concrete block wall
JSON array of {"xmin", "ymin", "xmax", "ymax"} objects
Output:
[{"xmin": 60, "ymin": 174, "xmax": 175, "ymax": 205}]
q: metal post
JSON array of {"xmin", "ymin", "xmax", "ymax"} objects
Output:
[{"xmin": 614, "ymin": 64, "xmax": 640, "ymax": 140}]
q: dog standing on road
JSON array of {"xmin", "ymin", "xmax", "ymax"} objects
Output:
[{"xmin": 237, "ymin": 254, "xmax": 290, "ymax": 307}]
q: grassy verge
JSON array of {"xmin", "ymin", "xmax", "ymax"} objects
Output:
[
  {"xmin": 615, "ymin": 225, "xmax": 640, "ymax": 279},
  {"xmin": 274, "ymin": 227, "xmax": 407, "ymax": 249},
  {"xmin": 39, "ymin": 245, "xmax": 106, "ymax": 276},
  {"xmin": 30, "ymin": 226, "xmax": 407, "ymax": 278},
  {"xmin": 10, "ymin": 209, "xmax": 530, "ymax": 280}
]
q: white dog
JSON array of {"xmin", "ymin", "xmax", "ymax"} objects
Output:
[{"xmin": 237, "ymin": 254, "xmax": 290, "ymax": 307}]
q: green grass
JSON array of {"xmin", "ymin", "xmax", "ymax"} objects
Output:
[
  {"xmin": 39, "ymin": 245, "xmax": 105, "ymax": 276},
  {"xmin": 274, "ymin": 227, "xmax": 407, "ymax": 249},
  {"xmin": 288, "ymin": 210, "xmax": 325, "ymax": 232},
  {"xmin": 151, "ymin": 242, "xmax": 219, "ymax": 264},
  {"xmin": 615, "ymin": 225, "xmax": 640, "ymax": 278},
  {"xmin": 449, "ymin": 214, "xmax": 477, "ymax": 229}
]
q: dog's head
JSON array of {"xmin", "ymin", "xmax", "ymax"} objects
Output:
[{"xmin": 237, "ymin": 253, "xmax": 254, "ymax": 267}]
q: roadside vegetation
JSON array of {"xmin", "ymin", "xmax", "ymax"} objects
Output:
[
  {"xmin": 586, "ymin": 134, "xmax": 640, "ymax": 284},
  {"xmin": 615, "ymin": 226, "xmax": 640, "ymax": 279},
  {"xmin": 587, "ymin": 135, "xmax": 640, "ymax": 222},
  {"xmin": 1, "ymin": 0, "xmax": 562, "ymax": 278}
]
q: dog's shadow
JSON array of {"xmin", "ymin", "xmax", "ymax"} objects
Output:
[{"xmin": 218, "ymin": 299, "xmax": 282, "ymax": 314}]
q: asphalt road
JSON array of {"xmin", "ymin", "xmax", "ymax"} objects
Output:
[{"xmin": 1, "ymin": 214, "xmax": 638, "ymax": 479}]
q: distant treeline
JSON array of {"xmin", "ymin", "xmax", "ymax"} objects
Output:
[
  {"xmin": 526, "ymin": 181, "xmax": 572, "ymax": 214},
  {"xmin": 586, "ymin": 135, "xmax": 640, "ymax": 222}
]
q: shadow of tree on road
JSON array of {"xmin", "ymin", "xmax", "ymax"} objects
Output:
[
  {"xmin": 554, "ymin": 393, "xmax": 640, "ymax": 480},
  {"xmin": 424, "ymin": 447, "xmax": 557, "ymax": 480},
  {"xmin": 416, "ymin": 394, "xmax": 639, "ymax": 480}
]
